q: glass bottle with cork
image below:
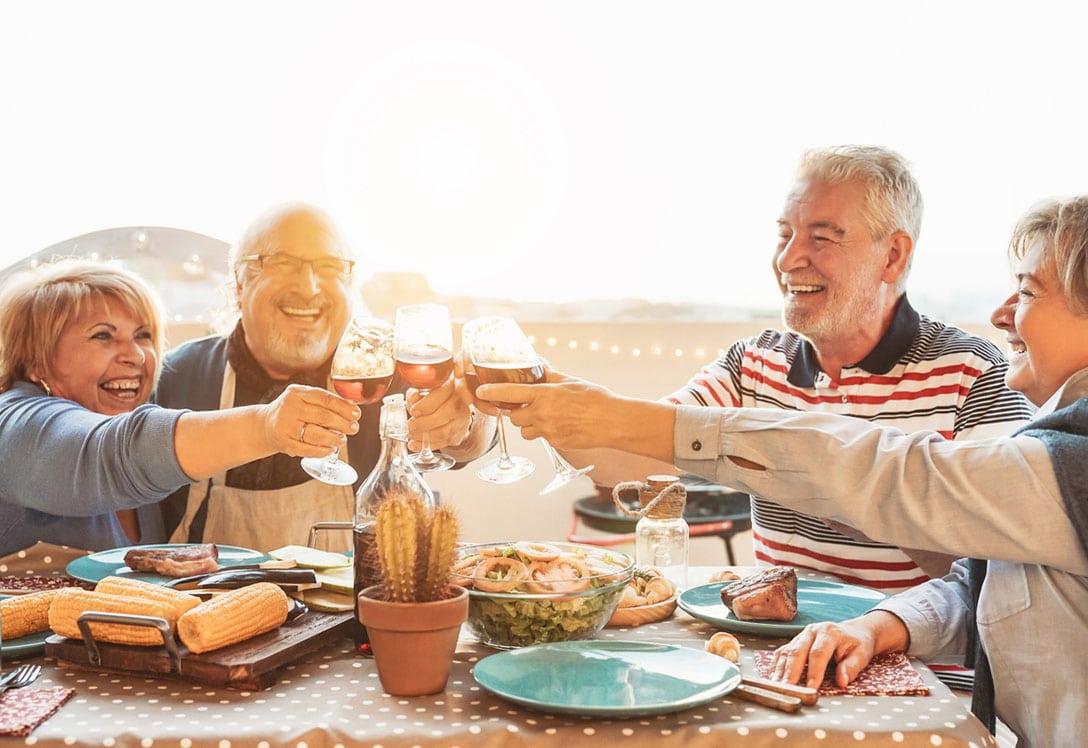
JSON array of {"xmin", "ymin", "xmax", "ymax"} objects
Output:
[
  {"xmin": 352, "ymin": 392, "xmax": 436, "ymax": 651},
  {"xmin": 613, "ymin": 474, "xmax": 689, "ymax": 590}
]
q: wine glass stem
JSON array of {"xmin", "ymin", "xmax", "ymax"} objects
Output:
[
  {"xmin": 320, "ymin": 447, "xmax": 343, "ymax": 477},
  {"xmin": 495, "ymin": 410, "xmax": 516, "ymax": 469},
  {"xmin": 415, "ymin": 389, "xmax": 438, "ymax": 460},
  {"xmin": 540, "ymin": 440, "xmax": 572, "ymax": 477}
]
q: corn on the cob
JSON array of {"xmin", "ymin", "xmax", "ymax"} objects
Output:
[
  {"xmin": 177, "ymin": 582, "xmax": 289, "ymax": 654},
  {"xmin": 48, "ymin": 588, "xmax": 175, "ymax": 646},
  {"xmin": 94, "ymin": 576, "xmax": 202, "ymax": 618},
  {"xmin": 1, "ymin": 589, "xmax": 62, "ymax": 639}
]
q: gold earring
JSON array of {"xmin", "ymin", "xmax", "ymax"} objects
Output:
[{"xmin": 39, "ymin": 380, "xmax": 52, "ymax": 396}]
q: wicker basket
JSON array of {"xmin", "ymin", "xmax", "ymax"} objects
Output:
[{"xmin": 606, "ymin": 594, "xmax": 678, "ymax": 627}]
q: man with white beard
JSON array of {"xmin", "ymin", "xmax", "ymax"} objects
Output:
[{"xmin": 154, "ymin": 202, "xmax": 493, "ymax": 551}]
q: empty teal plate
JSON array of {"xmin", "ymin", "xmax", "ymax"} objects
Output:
[{"xmin": 472, "ymin": 640, "xmax": 741, "ymax": 717}]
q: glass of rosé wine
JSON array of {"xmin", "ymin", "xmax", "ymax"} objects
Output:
[
  {"xmin": 302, "ymin": 316, "xmax": 396, "ymax": 485},
  {"xmin": 464, "ymin": 316, "xmax": 591, "ymax": 491},
  {"xmin": 393, "ymin": 304, "xmax": 457, "ymax": 472},
  {"xmin": 464, "ymin": 316, "xmax": 594, "ymax": 490},
  {"xmin": 463, "ymin": 316, "xmax": 537, "ymax": 483}
]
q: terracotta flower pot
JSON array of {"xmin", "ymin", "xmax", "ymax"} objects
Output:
[{"xmin": 357, "ymin": 584, "xmax": 469, "ymax": 696}]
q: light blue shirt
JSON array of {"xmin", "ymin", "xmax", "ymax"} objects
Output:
[
  {"xmin": 672, "ymin": 369, "xmax": 1088, "ymax": 748},
  {"xmin": 0, "ymin": 382, "xmax": 189, "ymax": 555}
]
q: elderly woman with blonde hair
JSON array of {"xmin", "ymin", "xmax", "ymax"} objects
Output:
[{"xmin": 0, "ymin": 258, "xmax": 360, "ymax": 556}]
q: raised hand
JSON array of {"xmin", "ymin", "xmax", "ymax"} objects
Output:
[
  {"xmin": 405, "ymin": 374, "xmax": 472, "ymax": 451},
  {"xmin": 266, "ymin": 384, "xmax": 361, "ymax": 459}
]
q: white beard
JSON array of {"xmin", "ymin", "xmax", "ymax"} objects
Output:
[{"xmin": 264, "ymin": 329, "xmax": 335, "ymax": 372}]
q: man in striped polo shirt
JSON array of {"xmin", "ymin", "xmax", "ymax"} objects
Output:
[
  {"xmin": 660, "ymin": 145, "xmax": 1033, "ymax": 595},
  {"xmin": 521, "ymin": 145, "xmax": 1033, "ymax": 596}
]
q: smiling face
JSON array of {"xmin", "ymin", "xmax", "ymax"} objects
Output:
[
  {"xmin": 41, "ymin": 295, "xmax": 157, "ymax": 415},
  {"xmin": 236, "ymin": 209, "xmax": 354, "ymax": 380},
  {"xmin": 990, "ymin": 237, "xmax": 1088, "ymax": 406},
  {"xmin": 773, "ymin": 179, "xmax": 911, "ymax": 365}
]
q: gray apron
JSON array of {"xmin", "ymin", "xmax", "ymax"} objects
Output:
[{"xmin": 169, "ymin": 363, "xmax": 354, "ymax": 552}]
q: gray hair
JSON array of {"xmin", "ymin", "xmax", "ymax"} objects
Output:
[
  {"xmin": 798, "ymin": 145, "xmax": 924, "ymax": 291},
  {"xmin": 1010, "ymin": 195, "xmax": 1088, "ymax": 316}
]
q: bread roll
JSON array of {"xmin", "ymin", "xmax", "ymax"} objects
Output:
[{"xmin": 705, "ymin": 631, "xmax": 741, "ymax": 662}]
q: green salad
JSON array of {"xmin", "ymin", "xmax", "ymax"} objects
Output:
[{"xmin": 452, "ymin": 541, "xmax": 633, "ymax": 649}]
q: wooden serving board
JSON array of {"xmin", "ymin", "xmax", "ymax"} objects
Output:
[{"xmin": 45, "ymin": 611, "xmax": 353, "ymax": 690}]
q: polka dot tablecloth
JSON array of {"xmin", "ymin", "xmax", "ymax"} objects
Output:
[{"xmin": 1, "ymin": 546, "xmax": 998, "ymax": 748}]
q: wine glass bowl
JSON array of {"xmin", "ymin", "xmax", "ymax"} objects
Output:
[
  {"xmin": 393, "ymin": 304, "xmax": 457, "ymax": 472},
  {"xmin": 394, "ymin": 345, "xmax": 456, "ymax": 391},
  {"xmin": 302, "ymin": 316, "xmax": 395, "ymax": 486},
  {"xmin": 463, "ymin": 316, "xmax": 538, "ymax": 484},
  {"xmin": 473, "ymin": 360, "xmax": 545, "ymax": 407},
  {"xmin": 330, "ymin": 318, "xmax": 396, "ymax": 404}
]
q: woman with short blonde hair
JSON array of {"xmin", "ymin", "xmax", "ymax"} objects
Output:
[
  {"xmin": 0, "ymin": 258, "xmax": 361, "ymax": 555},
  {"xmin": 0, "ymin": 258, "xmax": 166, "ymax": 392}
]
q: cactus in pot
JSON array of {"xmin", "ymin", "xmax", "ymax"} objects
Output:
[
  {"xmin": 358, "ymin": 486, "xmax": 468, "ymax": 696},
  {"xmin": 373, "ymin": 487, "xmax": 461, "ymax": 603}
]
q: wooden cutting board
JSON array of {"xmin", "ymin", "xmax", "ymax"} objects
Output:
[{"xmin": 45, "ymin": 611, "xmax": 353, "ymax": 690}]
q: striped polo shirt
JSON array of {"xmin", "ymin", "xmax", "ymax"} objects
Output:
[{"xmin": 666, "ymin": 297, "xmax": 1034, "ymax": 593}]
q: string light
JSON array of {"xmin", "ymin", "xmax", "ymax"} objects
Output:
[{"xmin": 520, "ymin": 332, "xmax": 731, "ymax": 362}]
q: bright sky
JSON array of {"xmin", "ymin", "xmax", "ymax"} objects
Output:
[{"xmin": 3, "ymin": 1, "xmax": 1087, "ymax": 321}]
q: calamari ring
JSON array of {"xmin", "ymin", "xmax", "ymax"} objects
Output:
[
  {"xmin": 450, "ymin": 555, "xmax": 482, "ymax": 585},
  {"xmin": 471, "ymin": 556, "xmax": 530, "ymax": 592},
  {"xmin": 514, "ymin": 541, "xmax": 562, "ymax": 562},
  {"xmin": 525, "ymin": 557, "xmax": 592, "ymax": 594}
]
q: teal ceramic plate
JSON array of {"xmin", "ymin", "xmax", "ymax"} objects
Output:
[
  {"xmin": 0, "ymin": 594, "xmax": 50, "ymax": 658},
  {"xmin": 678, "ymin": 579, "xmax": 887, "ymax": 637},
  {"xmin": 66, "ymin": 544, "xmax": 271, "ymax": 585},
  {"xmin": 472, "ymin": 640, "xmax": 741, "ymax": 717}
]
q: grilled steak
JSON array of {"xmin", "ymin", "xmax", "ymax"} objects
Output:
[
  {"xmin": 124, "ymin": 544, "xmax": 220, "ymax": 578},
  {"xmin": 720, "ymin": 567, "xmax": 798, "ymax": 621}
]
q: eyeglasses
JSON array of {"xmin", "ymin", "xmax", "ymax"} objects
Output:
[{"xmin": 242, "ymin": 252, "xmax": 355, "ymax": 279}]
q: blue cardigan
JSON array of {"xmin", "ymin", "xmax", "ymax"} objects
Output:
[{"xmin": 0, "ymin": 382, "xmax": 181, "ymax": 555}]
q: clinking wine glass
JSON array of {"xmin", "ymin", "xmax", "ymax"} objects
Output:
[
  {"xmin": 464, "ymin": 317, "xmax": 594, "ymax": 491},
  {"xmin": 464, "ymin": 316, "xmax": 537, "ymax": 484},
  {"xmin": 301, "ymin": 316, "xmax": 395, "ymax": 486},
  {"xmin": 393, "ymin": 303, "xmax": 457, "ymax": 472}
]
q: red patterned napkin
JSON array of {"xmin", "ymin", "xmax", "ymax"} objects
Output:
[
  {"xmin": 753, "ymin": 651, "xmax": 929, "ymax": 696},
  {"xmin": 0, "ymin": 688, "xmax": 76, "ymax": 736}
]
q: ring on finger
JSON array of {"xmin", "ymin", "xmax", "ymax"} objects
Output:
[{"xmin": 299, "ymin": 423, "xmax": 308, "ymax": 443}]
